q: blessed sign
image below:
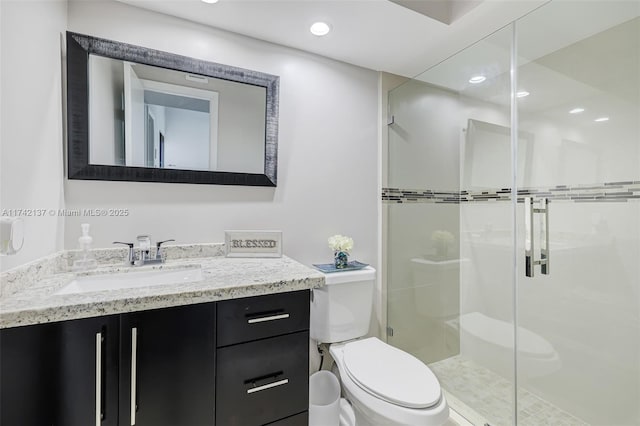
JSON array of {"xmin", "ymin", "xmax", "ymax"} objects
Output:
[{"xmin": 225, "ymin": 231, "xmax": 283, "ymax": 258}]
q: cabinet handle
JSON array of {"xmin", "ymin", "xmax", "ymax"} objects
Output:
[
  {"xmin": 247, "ymin": 378, "xmax": 289, "ymax": 394},
  {"xmin": 95, "ymin": 332, "xmax": 102, "ymax": 426},
  {"xmin": 247, "ymin": 313, "xmax": 290, "ymax": 324},
  {"xmin": 131, "ymin": 327, "xmax": 138, "ymax": 426}
]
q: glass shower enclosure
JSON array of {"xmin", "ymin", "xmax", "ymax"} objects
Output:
[{"xmin": 385, "ymin": 2, "xmax": 639, "ymax": 425}]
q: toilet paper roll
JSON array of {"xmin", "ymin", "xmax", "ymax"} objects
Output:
[{"xmin": 0, "ymin": 217, "xmax": 24, "ymax": 255}]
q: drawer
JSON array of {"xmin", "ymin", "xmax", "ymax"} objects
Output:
[
  {"xmin": 217, "ymin": 290, "xmax": 309, "ymax": 347},
  {"xmin": 216, "ymin": 331, "xmax": 309, "ymax": 426}
]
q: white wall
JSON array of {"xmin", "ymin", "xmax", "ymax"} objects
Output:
[
  {"xmin": 0, "ymin": 0, "xmax": 67, "ymax": 272},
  {"xmin": 89, "ymin": 55, "xmax": 124, "ymax": 165},
  {"xmin": 147, "ymin": 104, "xmax": 166, "ymax": 168},
  {"xmin": 164, "ymin": 107, "xmax": 210, "ymax": 171},
  {"xmin": 388, "ymin": 80, "xmax": 463, "ymax": 191},
  {"xmin": 215, "ymin": 82, "xmax": 265, "ymax": 174},
  {"xmin": 65, "ymin": 1, "xmax": 379, "ymax": 276}
]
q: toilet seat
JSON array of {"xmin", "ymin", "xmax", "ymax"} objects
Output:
[
  {"xmin": 342, "ymin": 338, "xmax": 442, "ymax": 409},
  {"xmin": 330, "ymin": 339, "xmax": 450, "ymax": 426}
]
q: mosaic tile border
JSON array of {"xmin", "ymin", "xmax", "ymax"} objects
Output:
[
  {"xmin": 382, "ymin": 189, "xmax": 461, "ymax": 204},
  {"xmin": 383, "ymin": 181, "xmax": 640, "ymax": 204}
]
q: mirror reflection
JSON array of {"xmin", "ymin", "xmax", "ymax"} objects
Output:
[{"xmin": 88, "ymin": 55, "xmax": 266, "ymax": 174}]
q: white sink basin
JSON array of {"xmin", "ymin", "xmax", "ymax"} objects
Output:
[{"xmin": 56, "ymin": 267, "xmax": 203, "ymax": 295}]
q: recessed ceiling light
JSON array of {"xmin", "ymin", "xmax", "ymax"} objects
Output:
[
  {"xmin": 594, "ymin": 117, "xmax": 610, "ymax": 122},
  {"xmin": 310, "ymin": 22, "xmax": 331, "ymax": 36},
  {"xmin": 569, "ymin": 107, "xmax": 585, "ymax": 114},
  {"xmin": 516, "ymin": 91, "xmax": 530, "ymax": 98},
  {"xmin": 201, "ymin": 0, "xmax": 219, "ymax": 3},
  {"xmin": 468, "ymin": 75, "xmax": 486, "ymax": 84}
]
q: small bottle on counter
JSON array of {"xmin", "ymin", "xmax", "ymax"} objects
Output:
[{"xmin": 72, "ymin": 223, "xmax": 98, "ymax": 271}]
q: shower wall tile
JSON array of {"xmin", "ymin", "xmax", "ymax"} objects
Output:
[
  {"xmin": 387, "ymin": 203, "xmax": 460, "ymax": 289},
  {"xmin": 459, "ymin": 202, "xmax": 513, "ymax": 320},
  {"xmin": 387, "ymin": 81, "xmax": 462, "ymax": 190}
]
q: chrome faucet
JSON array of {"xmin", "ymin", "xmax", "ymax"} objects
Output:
[
  {"xmin": 113, "ymin": 237, "xmax": 175, "ymax": 266},
  {"xmin": 113, "ymin": 241, "xmax": 135, "ymax": 265},
  {"xmin": 154, "ymin": 239, "xmax": 175, "ymax": 261}
]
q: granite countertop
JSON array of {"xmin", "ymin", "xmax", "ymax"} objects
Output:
[{"xmin": 0, "ymin": 245, "xmax": 324, "ymax": 329}]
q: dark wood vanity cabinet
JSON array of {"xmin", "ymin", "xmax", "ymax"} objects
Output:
[
  {"xmin": 120, "ymin": 303, "xmax": 216, "ymax": 426},
  {"xmin": 0, "ymin": 290, "xmax": 310, "ymax": 426},
  {"xmin": 0, "ymin": 322, "xmax": 58, "ymax": 426},
  {"xmin": 216, "ymin": 291, "xmax": 310, "ymax": 426},
  {"xmin": 217, "ymin": 332, "xmax": 309, "ymax": 426},
  {"xmin": 58, "ymin": 315, "xmax": 121, "ymax": 426},
  {"xmin": 56, "ymin": 304, "xmax": 217, "ymax": 426}
]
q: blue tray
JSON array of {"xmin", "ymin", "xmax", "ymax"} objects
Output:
[{"xmin": 312, "ymin": 261, "xmax": 369, "ymax": 273}]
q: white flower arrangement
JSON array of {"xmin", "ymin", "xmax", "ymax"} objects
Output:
[
  {"xmin": 328, "ymin": 234, "xmax": 354, "ymax": 253},
  {"xmin": 431, "ymin": 230, "xmax": 455, "ymax": 245}
]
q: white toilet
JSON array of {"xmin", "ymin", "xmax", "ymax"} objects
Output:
[{"xmin": 311, "ymin": 267, "xmax": 450, "ymax": 426}]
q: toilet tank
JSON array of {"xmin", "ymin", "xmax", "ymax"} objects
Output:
[{"xmin": 310, "ymin": 266, "xmax": 376, "ymax": 343}]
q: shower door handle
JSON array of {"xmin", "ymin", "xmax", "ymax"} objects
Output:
[
  {"xmin": 525, "ymin": 197, "xmax": 549, "ymax": 277},
  {"xmin": 540, "ymin": 198, "xmax": 549, "ymax": 275}
]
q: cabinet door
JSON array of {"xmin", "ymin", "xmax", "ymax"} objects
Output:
[
  {"xmin": 58, "ymin": 315, "xmax": 120, "ymax": 426},
  {"xmin": 120, "ymin": 303, "xmax": 215, "ymax": 426},
  {"xmin": 0, "ymin": 322, "xmax": 58, "ymax": 426}
]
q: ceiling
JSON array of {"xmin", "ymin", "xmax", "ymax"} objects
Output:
[
  {"xmin": 406, "ymin": 2, "xmax": 640, "ymax": 139},
  {"xmin": 416, "ymin": 5, "xmax": 639, "ymax": 114},
  {"xmin": 115, "ymin": 0, "xmax": 549, "ymax": 78}
]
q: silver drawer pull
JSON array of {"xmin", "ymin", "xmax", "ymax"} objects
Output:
[
  {"xmin": 247, "ymin": 313, "xmax": 290, "ymax": 324},
  {"xmin": 131, "ymin": 327, "xmax": 137, "ymax": 425},
  {"xmin": 247, "ymin": 378, "xmax": 289, "ymax": 394}
]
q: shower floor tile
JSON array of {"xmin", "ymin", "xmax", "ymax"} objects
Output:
[{"xmin": 429, "ymin": 355, "xmax": 589, "ymax": 426}]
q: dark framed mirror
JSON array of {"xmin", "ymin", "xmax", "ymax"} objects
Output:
[{"xmin": 66, "ymin": 32, "xmax": 279, "ymax": 186}]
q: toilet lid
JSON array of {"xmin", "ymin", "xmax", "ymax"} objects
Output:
[{"xmin": 343, "ymin": 338, "xmax": 441, "ymax": 409}]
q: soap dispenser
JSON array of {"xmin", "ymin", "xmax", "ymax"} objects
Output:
[{"xmin": 72, "ymin": 223, "xmax": 98, "ymax": 271}]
